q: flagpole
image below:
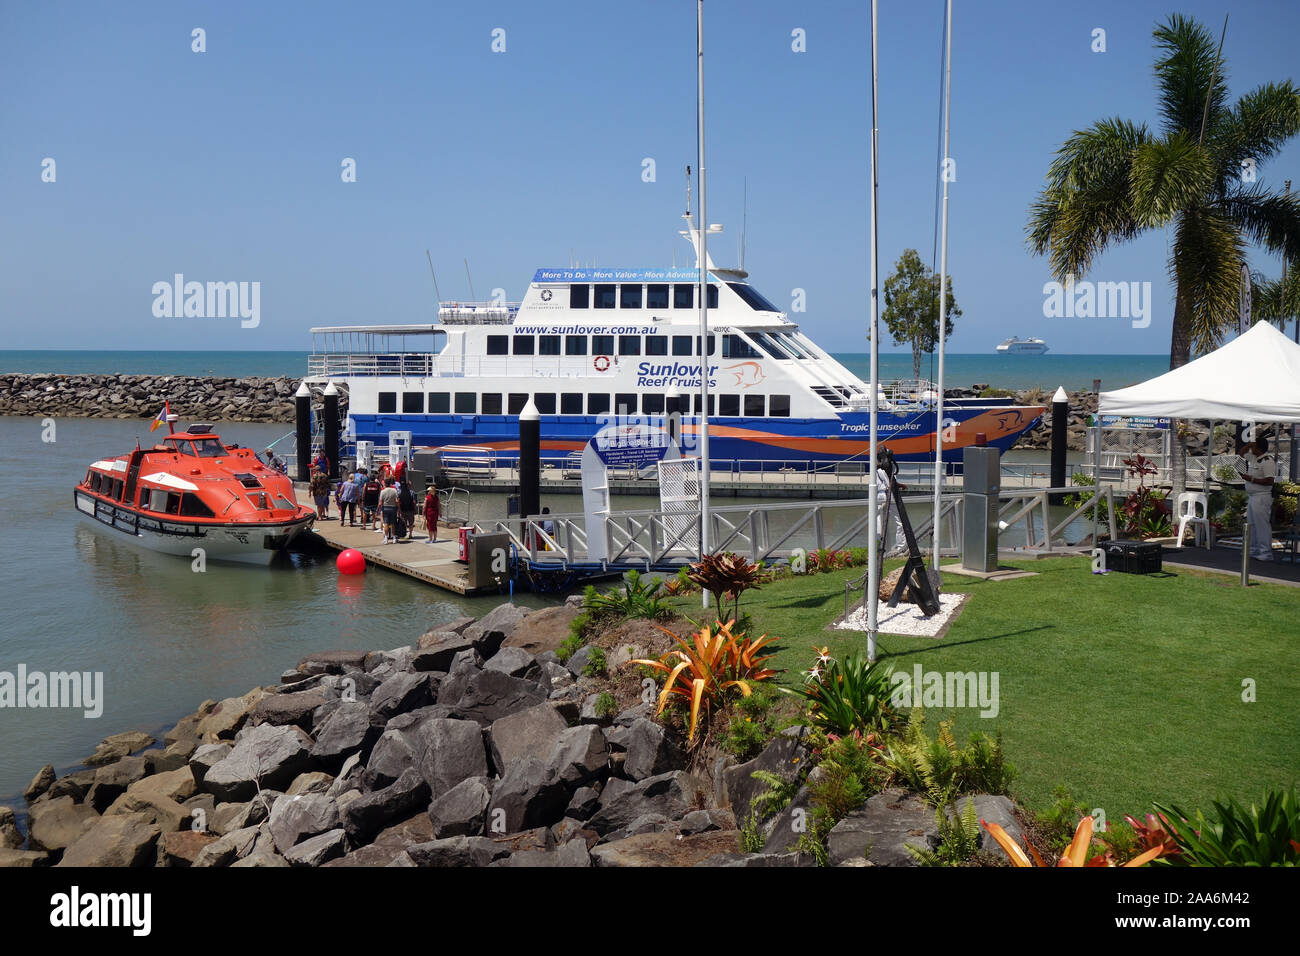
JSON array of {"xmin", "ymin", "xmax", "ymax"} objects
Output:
[
  {"xmin": 867, "ymin": 0, "xmax": 881, "ymax": 662},
  {"xmin": 931, "ymin": 0, "xmax": 953, "ymax": 570},
  {"xmin": 696, "ymin": 0, "xmax": 712, "ymax": 605}
]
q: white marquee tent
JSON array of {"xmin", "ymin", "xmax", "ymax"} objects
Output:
[{"xmin": 1099, "ymin": 322, "xmax": 1300, "ymax": 422}]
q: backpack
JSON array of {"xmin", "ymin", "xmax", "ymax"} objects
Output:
[{"xmin": 399, "ymin": 485, "xmax": 415, "ymax": 511}]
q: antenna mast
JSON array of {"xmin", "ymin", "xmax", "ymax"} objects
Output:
[
  {"xmin": 463, "ymin": 258, "xmax": 477, "ymax": 302},
  {"xmin": 425, "ymin": 250, "xmax": 441, "ymax": 303}
]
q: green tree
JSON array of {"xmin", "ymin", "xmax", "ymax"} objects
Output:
[
  {"xmin": 1026, "ymin": 14, "xmax": 1300, "ymax": 495},
  {"xmin": 882, "ymin": 248, "xmax": 961, "ymax": 380},
  {"xmin": 1253, "ymin": 264, "xmax": 1299, "ymax": 332}
]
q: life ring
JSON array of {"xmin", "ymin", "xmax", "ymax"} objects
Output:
[{"xmin": 594, "ymin": 355, "xmax": 611, "ymax": 372}]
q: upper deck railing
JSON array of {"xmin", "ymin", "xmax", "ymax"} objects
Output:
[{"xmin": 437, "ymin": 302, "xmax": 520, "ymax": 324}]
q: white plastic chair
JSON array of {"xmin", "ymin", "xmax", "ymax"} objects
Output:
[{"xmin": 1175, "ymin": 492, "xmax": 1213, "ymax": 548}]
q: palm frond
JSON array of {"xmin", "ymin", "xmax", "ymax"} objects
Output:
[
  {"xmin": 1130, "ymin": 131, "xmax": 1215, "ymax": 226},
  {"xmin": 1214, "ymin": 185, "xmax": 1300, "ymax": 259},
  {"xmin": 1170, "ymin": 208, "xmax": 1246, "ymax": 351},
  {"xmin": 1027, "ymin": 119, "xmax": 1152, "ymax": 279},
  {"xmin": 1153, "ymin": 13, "xmax": 1228, "ymax": 139},
  {"xmin": 1208, "ymin": 81, "xmax": 1300, "ymax": 190}
]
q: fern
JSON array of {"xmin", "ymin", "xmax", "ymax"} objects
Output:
[
  {"xmin": 883, "ymin": 711, "xmax": 1016, "ymax": 803},
  {"xmin": 750, "ymin": 769, "xmax": 801, "ymax": 819},
  {"xmin": 907, "ymin": 798, "xmax": 981, "ymax": 866}
]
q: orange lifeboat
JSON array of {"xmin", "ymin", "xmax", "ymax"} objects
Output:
[{"xmin": 73, "ymin": 423, "xmax": 316, "ymax": 565}]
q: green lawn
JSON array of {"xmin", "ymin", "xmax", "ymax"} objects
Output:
[{"xmin": 666, "ymin": 557, "xmax": 1300, "ymax": 819}]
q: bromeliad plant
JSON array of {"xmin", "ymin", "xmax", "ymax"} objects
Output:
[
  {"xmin": 1119, "ymin": 454, "xmax": 1172, "ymax": 538},
  {"xmin": 787, "ymin": 646, "xmax": 900, "ymax": 737},
  {"xmin": 685, "ymin": 552, "xmax": 765, "ymax": 623},
  {"xmin": 1152, "ymin": 788, "xmax": 1300, "ymax": 867},
  {"xmin": 628, "ymin": 620, "xmax": 778, "ymax": 744},
  {"xmin": 981, "ymin": 815, "xmax": 1164, "ymax": 868}
]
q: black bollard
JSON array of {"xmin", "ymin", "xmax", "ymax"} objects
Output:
[
  {"xmin": 519, "ymin": 398, "xmax": 540, "ymax": 529},
  {"xmin": 294, "ymin": 382, "xmax": 312, "ymax": 483},
  {"xmin": 666, "ymin": 391, "xmax": 686, "ymax": 449},
  {"xmin": 1050, "ymin": 385, "xmax": 1068, "ymax": 504},
  {"xmin": 322, "ymin": 382, "xmax": 340, "ymax": 480}
]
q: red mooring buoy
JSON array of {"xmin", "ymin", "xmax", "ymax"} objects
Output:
[{"xmin": 336, "ymin": 548, "xmax": 366, "ymax": 575}]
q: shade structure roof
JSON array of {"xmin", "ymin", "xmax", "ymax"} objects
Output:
[{"xmin": 1099, "ymin": 322, "xmax": 1300, "ymax": 422}]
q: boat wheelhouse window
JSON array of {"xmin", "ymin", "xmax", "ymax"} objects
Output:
[
  {"xmin": 190, "ymin": 438, "xmax": 225, "ymax": 457},
  {"xmin": 487, "ymin": 335, "xmax": 509, "ymax": 355},
  {"xmin": 560, "ymin": 393, "xmax": 583, "ymax": 415},
  {"xmin": 696, "ymin": 335, "xmax": 716, "ymax": 356},
  {"xmin": 565, "ymin": 335, "xmax": 588, "ymax": 355},
  {"xmin": 727, "ymin": 282, "xmax": 782, "ymax": 313},
  {"xmin": 88, "ymin": 472, "xmax": 101, "ymax": 492},
  {"xmin": 428, "ymin": 392, "xmax": 450, "ymax": 414},
  {"xmin": 508, "ymin": 393, "xmax": 529, "ymax": 414},
  {"xmin": 692, "ymin": 394, "xmax": 715, "ymax": 416},
  {"xmin": 593, "ymin": 284, "xmax": 616, "ymax": 309},
  {"xmin": 769, "ymin": 395, "xmax": 792, "ymax": 417},
  {"xmin": 744, "ymin": 394, "xmax": 765, "ymax": 416},
  {"xmin": 646, "ymin": 284, "xmax": 669, "ymax": 309},
  {"xmin": 539, "ymin": 335, "xmax": 561, "ymax": 356},
  {"xmin": 749, "ymin": 331, "xmax": 792, "ymax": 360},
  {"xmin": 455, "ymin": 392, "xmax": 477, "ymax": 414},
  {"xmin": 378, "ymin": 392, "xmax": 397, "ymax": 413},
  {"xmin": 512, "ymin": 335, "xmax": 535, "ymax": 355},
  {"xmin": 109, "ymin": 478, "xmax": 124, "ymax": 500},
  {"xmin": 642, "ymin": 394, "xmax": 665, "ymax": 415},
  {"xmin": 645, "ymin": 335, "xmax": 668, "ymax": 355},
  {"xmin": 774, "ymin": 332, "xmax": 809, "ymax": 358},
  {"xmin": 570, "ymin": 284, "xmax": 589, "ymax": 309},
  {"xmin": 587, "ymin": 394, "xmax": 610, "ymax": 415},
  {"xmin": 481, "ymin": 393, "xmax": 503, "ymax": 415},
  {"xmin": 402, "ymin": 392, "xmax": 423, "ymax": 413},
  {"xmin": 620, "ymin": 285, "xmax": 642, "ymax": 309},
  {"xmin": 618, "ymin": 335, "xmax": 641, "ymax": 356},
  {"xmin": 148, "ymin": 488, "xmax": 170, "ymax": 512},
  {"xmin": 534, "ymin": 393, "xmax": 556, "ymax": 414},
  {"xmin": 180, "ymin": 494, "xmax": 214, "ymax": 517},
  {"xmin": 615, "ymin": 393, "xmax": 638, "ymax": 415},
  {"xmin": 671, "ymin": 335, "xmax": 693, "ymax": 356},
  {"xmin": 673, "ymin": 284, "xmax": 694, "ymax": 309},
  {"xmin": 722, "ymin": 334, "xmax": 762, "ymax": 359},
  {"xmin": 592, "ymin": 334, "xmax": 614, "ymax": 355},
  {"xmin": 719, "ymin": 394, "xmax": 740, "ymax": 416},
  {"xmin": 707, "ymin": 284, "xmax": 718, "ymax": 309}
]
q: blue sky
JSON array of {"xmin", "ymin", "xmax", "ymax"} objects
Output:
[{"xmin": 1, "ymin": 0, "xmax": 1297, "ymax": 356}]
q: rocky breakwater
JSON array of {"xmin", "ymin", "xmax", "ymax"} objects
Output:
[
  {"xmin": 0, "ymin": 373, "xmax": 342, "ymax": 423},
  {"xmin": 974, "ymin": 386, "xmax": 1101, "ymax": 454},
  {"xmin": 1, "ymin": 601, "xmax": 823, "ymax": 868}
]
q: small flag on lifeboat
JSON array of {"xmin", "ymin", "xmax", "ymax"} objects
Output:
[{"xmin": 149, "ymin": 401, "xmax": 170, "ymax": 432}]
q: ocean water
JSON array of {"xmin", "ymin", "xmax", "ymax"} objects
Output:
[{"xmin": 0, "ymin": 350, "xmax": 1169, "ymax": 392}]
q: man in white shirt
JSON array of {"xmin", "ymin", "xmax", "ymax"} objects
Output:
[{"xmin": 1238, "ymin": 435, "xmax": 1276, "ymax": 561}]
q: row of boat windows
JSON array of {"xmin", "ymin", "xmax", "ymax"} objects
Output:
[
  {"xmin": 484, "ymin": 331, "xmax": 810, "ymax": 360},
  {"xmin": 565, "ymin": 282, "xmax": 782, "ymax": 314},
  {"xmin": 377, "ymin": 391, "xmax": 793, "ymax": 417},
  {"xmin": 84, "ymin": 471, "xmax": 215, "ymax": 516}
]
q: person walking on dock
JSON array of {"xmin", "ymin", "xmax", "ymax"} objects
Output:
[
  {"xmin": 363, "ymin": 473, "xmax": 382, "ymax": 531},
  {"xmin": 379, "ymin": 478, "xmax": 400, "ymax": 544},
  {"xmin": 338, "ymin": 471, "xmax": 360, "ymax": 526},
  {"xmin": 398, "ymin": 480, "xmax": 416, "ymax": 542},
  {"xmin": 309, "ymin": 467, "xmax": 331, "ymax": 520},
  {"xmin": 424, "ymin": 486, "xmax": 441, "ymax": 542}
]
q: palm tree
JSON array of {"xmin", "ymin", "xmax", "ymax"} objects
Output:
[{"xmin": 1027, "ymin": 14, "xmax": 1300, "ymax": 494}]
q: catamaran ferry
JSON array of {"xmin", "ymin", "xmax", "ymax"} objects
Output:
[{"xmin": 307, "ymin": 225, "xmax": 1044, "ymax": 468}]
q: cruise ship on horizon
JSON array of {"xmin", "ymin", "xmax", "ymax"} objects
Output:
[
  {"xmin": 996, "ymin": 336, "xmax": 1050, "ymax": 354},
  {"xmin": 306, "ymin": 220, "xmax": 1045, "ymax": 468}
]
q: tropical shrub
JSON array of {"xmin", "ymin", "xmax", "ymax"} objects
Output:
[
  {"xmin": 1118, "ymin": 454, "xmax": 1171, "ymax": 538},
  {"xmin": 583, "ymin": 570, "xmax": 673, "ymax": 621},
  {"xmin": 593, "ymin": 692, "xmax": 619, "ymax": 720},
  {"xmin": 795, "ymin": 730, "xmax": 890, "ymax": 865},
  {"xmin": 627, "ymin": 620, "xmax": 777, "ymax": 743},
  {"xmin": 686, "ymin": 552, "xmax": 765, "ymax": 622},
  {"xmin": 882, "ymin": 711, "xmax": 1015, "ymax": 802},
  {"xmin": 787, "ymin": 647, "xmax": 900, "ymax": 736},
  {"xmin": 1064, "ymin": 472, "xmax": 1111, "ymax": 525},
  {"xmin": 1153, "ymin": 788, "xmax": 1300, "ymax": 867},
  {"xmin": 581, "ymin": 647, "xmax": 608, "ymax": 678},
  {"xmin": 722, "ymin": 683, "xmax": 782, "ymax": 760}
]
